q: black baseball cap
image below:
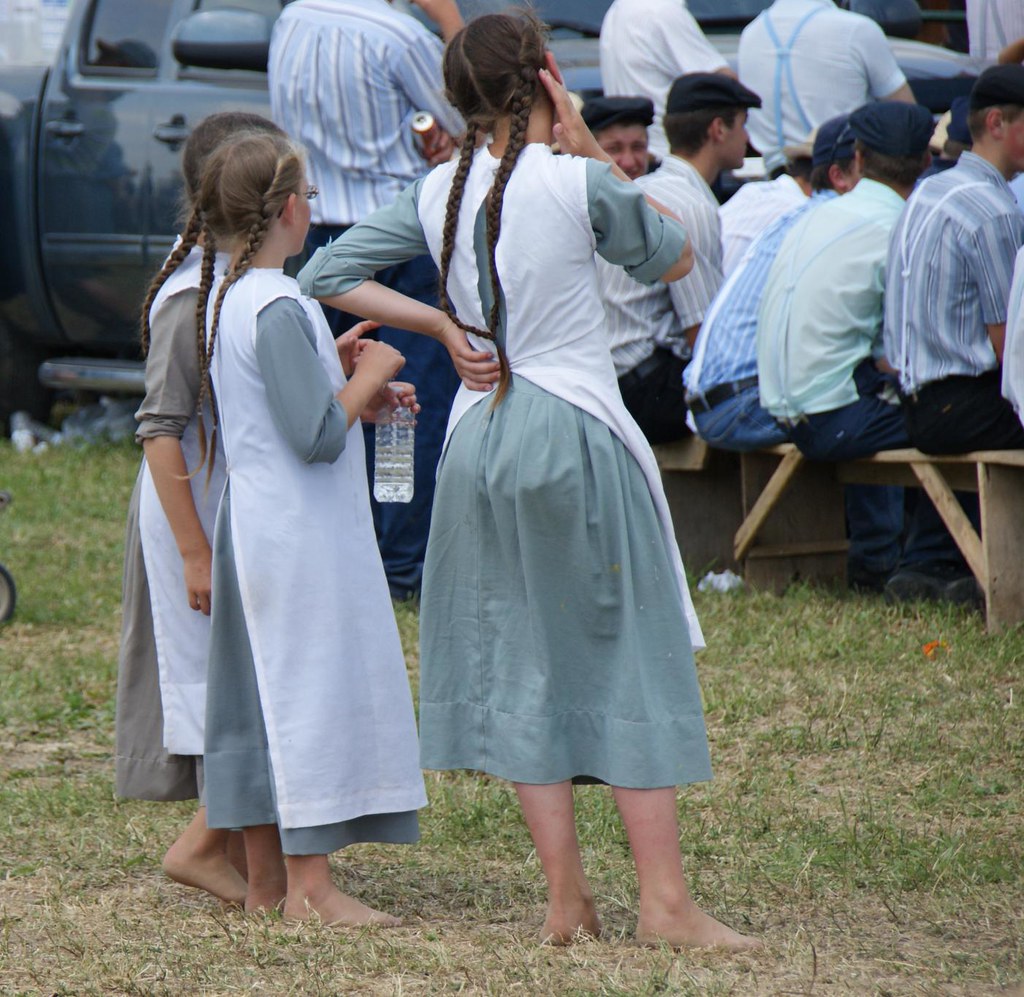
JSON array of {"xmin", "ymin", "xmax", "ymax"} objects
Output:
[
  {"xmin": 665, "ymin": 73, "xmax": 762, "ymax": 115},
  {"xmin": 582, "ymin": 96, "xmax": 655, "ymax": 133}
]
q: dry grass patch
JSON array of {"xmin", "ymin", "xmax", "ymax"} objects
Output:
[{"xmin": 1, "ymin": 441, "xmax": 1022, "ymax": 995}]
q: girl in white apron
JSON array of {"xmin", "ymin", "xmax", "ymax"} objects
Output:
[
  {"xmin": 195, "ymin": 131, "xmax": 427, "ymax": 926},
  {"xmin": 298, "ymin": 13, "xmax": 760, "ymax": 951},
  {"xmin": 116, "ymin": 112, "xmax": 288, "ymax": 908}
]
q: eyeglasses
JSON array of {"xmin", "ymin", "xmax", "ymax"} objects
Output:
[{"xmin": 304, "ymin": 185, "xmax": 319, "ymax": 200}]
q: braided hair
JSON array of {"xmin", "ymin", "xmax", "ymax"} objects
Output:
[
  {"xmin": 192, "ymin": 132, "xmax": 306, "ymax": 482},
  {"xmin": 138, "ymin": 111, "xmax": 285, "ymax": 356},
  {"xmin": 438, "ymin": 13, "xmax": 548, "ymax": 405}
]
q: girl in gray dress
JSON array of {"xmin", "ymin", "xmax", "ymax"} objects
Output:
[
  {"xmin": 299, "ymin": 13, "xmax": 759, "ymax": 951},
  {"xmin": 116, "ymin": 113, "xmax": 286, "ymax": 908}
]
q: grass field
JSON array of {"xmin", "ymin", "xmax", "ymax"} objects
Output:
[{"xmin": 0, "ymin": 441, "xmax": 1021, "ymax": 996}]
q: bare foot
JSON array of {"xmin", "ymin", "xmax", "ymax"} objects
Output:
[
  {"xmin": 283, "ymin": 885, "xmax": 402, "ymax": 928},
  {"xmin": 244, "ymin": 887, "xmax": 287, "ymax": 915},
  {"xmin": 539, "ymin": 899, "xmax": 602, "ymax": 946},
  {"xmin": 636, "ymin": 906, "xmax": 761, "ymax": 952},
  {"xmin": 162, "ymin": 840, "xmax": 248, "ymax": 907}
]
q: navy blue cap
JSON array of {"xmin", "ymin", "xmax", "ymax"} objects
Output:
[
  {"xmin": 970, "ymin": 64, "xmax": 1024, "ymax": 111},
  {"xmin": 811, "ymin": 114, "xmax": 855, "ymax": 168},
  {"xmin": 665, "ymin": 73, "xmax": 762, "ymax": 115},
  {"xmin": 848, "ymin": 102, "xmax": 934, "ymax": 157},
  {"xmin": 582, "ymin": 96, "xmax": 655, "ymax": 133},
  {"xmin": 947, "ymin": 95, "xmax": 972, "ymax": 145}
]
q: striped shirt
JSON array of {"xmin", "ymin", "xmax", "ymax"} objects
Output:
[
  {"xmin": 685, "ymin": 191, "xmax": 834, "ymax": 396},
  {"xmin": 967, "ymin": 0, "xmax": 1024, "ymax": 60},
  {"xmin": 719, "ymin": 174, "xmax": 808, "ymax": 277},
  {"xmin": 883, "ymin": 151, "xmax": 1024, "ymax": 394},
  {"xmin": 269, "ymin": 0, "xmax": 462, "ymax": 226},
  {"xmin": 600, "ymin": 155, "xmax": 723, "ymax": 376}
]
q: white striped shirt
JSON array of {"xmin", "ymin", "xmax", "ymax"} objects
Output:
[
  {"xmin": 719, "ymin": 174, "xmax": 808, "ymax": 277},
  {"xmin": 883, "ymin": 152, "xmax": 1024, "ymax": 394},
  {"xmin": 967, "ymin": 0, "xmax": 1024, "ymax": 61},
  {"xmin": 1003, "ymin": 244, "xmax": 1024, "ymax": 424},
  {"xmin": 600, "ymin": 155, "xmax": 724, "ymax": 376},
  {"xmin": 269, "ymin": 0, "xmax": 462, "ymax": 226}
]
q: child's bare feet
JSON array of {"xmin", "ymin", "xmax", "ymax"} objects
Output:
[
  {"xmin": 539, "ymin": 897, "xmax": 602, "ymax": 946},
  {"xmin": 636, "ymin": 904, "xmax": 761, "ymax": 952},
  {"xmin": 283, "ymin": 884, "xmax": 402, "ymax": 928},
  {"xmin": 244, "ymin": 882, "xmax": 287, "ymax": 914},
  {"xmin": 162, "ymin": 837, "xmax": 248, "ymax": 907}
]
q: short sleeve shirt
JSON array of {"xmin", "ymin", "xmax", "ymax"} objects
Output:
[
  {"xmin": 738, "ymin": 0, "xmax": 907, "ymax": 170},
  {"xmin": 600, "ymin": 0, "xmax": 728, "ymax": 160}
]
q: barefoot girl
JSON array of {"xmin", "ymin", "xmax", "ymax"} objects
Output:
[
  {"xmin": 116, "ymin": 112, "xmax": 286, "ymax": 908},
  {"xmin": 195, "ymin": 131, "xmax": 429, "ymax": 925},
  {"xmin": 299, "ymin": 13, "xmax": 760, "ymax": 949}
]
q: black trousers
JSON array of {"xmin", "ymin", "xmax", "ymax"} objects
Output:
[
  {"xmin": 901, "ymin": 369, "xmax": 1024, "ymax": 453},
  {"xmin": 617, "ymin": 347, "xmax": 690, "ymax": 445}
]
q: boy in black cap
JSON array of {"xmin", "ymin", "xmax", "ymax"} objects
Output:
[
  {"xmin": 756, "ymin": 101, "xmax": 935, "ymax": 593},
  {"xmin": 661, "ymin": 73, "xmax": 762, "ymax": 205},
  {"xmin": 599, "ymin": 73, "xmax": 760, "ymax": 443},
  {"xmin": 580, "ymin": 96, "xmax": 656, "ymax": 180},
  {"xmin": 880, "ymin": 66, "xmax": 1024, "ymax": 603}
]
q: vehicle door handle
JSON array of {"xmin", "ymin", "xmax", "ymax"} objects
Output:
[
  {"xmin": 45, "ymin": 118, "xmax": 85, "ymax": 139},
  {"xmin": 154, "ymin": 115, "xmax": 190, "ymax": 146}
]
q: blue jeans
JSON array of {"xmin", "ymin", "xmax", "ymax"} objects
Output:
[
  {"xmin": 306, "ymin": 226, "xmax": 461, "ymax": 598},
  {"xmin": 789, "ymin": 363, "xmax": 908, "ymax": 574},
  {"xmin": 692, "ymin": 384, "xmax": 790, "ymax": 452}
]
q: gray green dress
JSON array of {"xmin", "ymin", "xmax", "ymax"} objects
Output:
[
  {"xmin": 203, "ymin": 299, "xmax": 419, "ymax": 855},
  {"xmin": 115, "ymin": 289, "xmax": 203, "ymax": 801},
  {"xmin": 300, "ymin": 148, "xmax": 712, "ymax": 790}
]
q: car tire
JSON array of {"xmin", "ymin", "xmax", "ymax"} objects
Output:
[{"xmin": 0, "ymin": 318, "xmax": 53, "ymax": 435}]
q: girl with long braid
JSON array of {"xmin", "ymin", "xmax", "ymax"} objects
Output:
[
  {"xmin": 300, "ymin": 13, "xmax": 760, "ymax": 950},
  {"xmin": 195, "ymin": 131, "xmax": 429, "ymax": 925},
  {"xmin": 116, "ymin": 112, "xmax": 286, "ymax": 908}
]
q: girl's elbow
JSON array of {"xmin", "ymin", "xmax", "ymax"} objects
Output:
[{"xmin": 661, "ymin": 243, "xmax": 694, "ymax": 283}]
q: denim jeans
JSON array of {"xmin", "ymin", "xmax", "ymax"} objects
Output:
[
  {"xmin": 306, "ymin": 226, "xmax": 461, "ymax": 598},
  {"xmin": 692, "ymin": 384, "xmax": 790, "ymax": 452}
]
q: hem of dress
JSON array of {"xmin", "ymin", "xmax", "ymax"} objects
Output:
[
  {"xmin": 419, "ymin": 701, "xmax": 713, "ymax": 789},
  {"xmin": 114, "ymin": 753, "xmax": 201, "ymax": 802}
]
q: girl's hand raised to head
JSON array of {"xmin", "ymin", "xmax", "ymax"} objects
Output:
[
  {"xmin": 335, "ymin": 319, "xmax": 380, "ymax": 377},
  {"xmin": 442, "ymin": 321, "xmax": 501, "ymax": 392},
  {"xmin": 539, "ymin": 52, "xmax": 604, "ymax": 162}
]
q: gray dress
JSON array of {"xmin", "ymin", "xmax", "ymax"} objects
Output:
[
  {"xmin": 203, "ymin": 298, "xmax": 419, "ymax": 855},
  {"xmin": 300, "ymin": 157, "xmax": 712, "ymax": 791},
  {"xmin": 115, "ymin": 290, "xmax": 203, "ymax": 801}
]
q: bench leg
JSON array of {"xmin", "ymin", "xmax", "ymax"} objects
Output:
[
  {"xmin": 910, "ymin": 462, "xmax": 985, "ymax": 582},
  {"xmin": 738, "ymin": 450, "xmax": 847, "ymax": 593},
  {"xmin": 979, "ymin": 463, "xmax": 1024, "ymax": 634}
]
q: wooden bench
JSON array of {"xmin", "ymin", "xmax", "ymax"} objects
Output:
[{"xmin": 654, "ymin": 439, "xmax": 1024, "ymax": 633}]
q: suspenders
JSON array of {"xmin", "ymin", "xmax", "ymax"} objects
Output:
[
  {"xmin": 895, "ymin": 181, "xmax": 987, "ymax": 393},
  {"xmin": 761, "ymin": 5, "xmax": 829, "ymax": 155}
]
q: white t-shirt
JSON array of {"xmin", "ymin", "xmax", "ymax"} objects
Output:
[
  {"xmin": 719, "ymin": 174, "xmax": 808, "ymax": 277},
  {"xmin": 600, "ymin": 0, "xmax": 728, "ymax": 160},
  {"xmin": 738, "ymin": 0, "xmax": 907, "ymax": 170},
  {"xmin": 967, "ymin": 0, "xmax": 1024, "ymax": 61}
]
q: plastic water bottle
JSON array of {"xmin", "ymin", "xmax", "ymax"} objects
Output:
[{"xmin": 373, "ymin": 403, "xmax": 415, "ymax": 503}]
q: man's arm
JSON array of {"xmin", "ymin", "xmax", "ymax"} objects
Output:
[
  {"xmin": 999, "ymin": 36, "xmax": 1024, "ymax": 64},
  {"xmin": 882, "ymin": 82, "xmax": 916, "ymax": 103},
  {"xmin": 409, "ymin": 0, "xmax": 463, "ymax": 43},
  {"xmin": 988, "ymin": 323, "xmax": 1007, "ymax": 364}
]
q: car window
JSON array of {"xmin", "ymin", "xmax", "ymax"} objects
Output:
[
  {"xmin": 192, "ymin": 0, "xmax": 286, "ymax": 15},
  {"xmin": 81, "ymin": 0, "xmax": 174, "ymax": 73}
]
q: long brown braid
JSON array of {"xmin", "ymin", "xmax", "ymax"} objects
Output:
[
  {"xmin": 137, "ymin": 112, "xmax": 285, "ymax": 358},
  {"xmin": 439, "ymin": 13, "xmax": 548, "ymax": 405},
  {"xmin": 190, "ymin": 220, "xmax": 219, "ymax": 474},
  {"xmin": 193, "ymin": 132, "xmax": 306, "ymax": 482}
]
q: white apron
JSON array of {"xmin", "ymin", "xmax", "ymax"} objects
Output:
[
  {"xmin": 138, "ymin": 247, "xmax": 227, "ymax": 756},
  {"xmin": 210, "ymin": 270, "xmax": 426, "ymax": 829},
  {"xmin": 419, "ymin": 145, "xmax": 704, "ymax": 649}
]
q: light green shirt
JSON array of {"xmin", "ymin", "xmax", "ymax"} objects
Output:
[{"xmin": 757, "ymin": 178, "xmax": 906, "ymax": 419}]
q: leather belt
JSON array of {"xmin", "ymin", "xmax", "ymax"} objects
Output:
[
  {"xmin": 618, "ymin": 350, "xmax": 668, "ymax": 393},
  {"xmin": 685, "ymin": 375, "xmax": 759, "ymax": 414}
]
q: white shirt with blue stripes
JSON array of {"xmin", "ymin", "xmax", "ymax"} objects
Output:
[
  {"xmin": 883, "ymin": 151, "xmax": 1024, "ymax": 394},
  {"xmin": 269, "ymin": 0, "xmax": 462, "ymax": 226}
]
